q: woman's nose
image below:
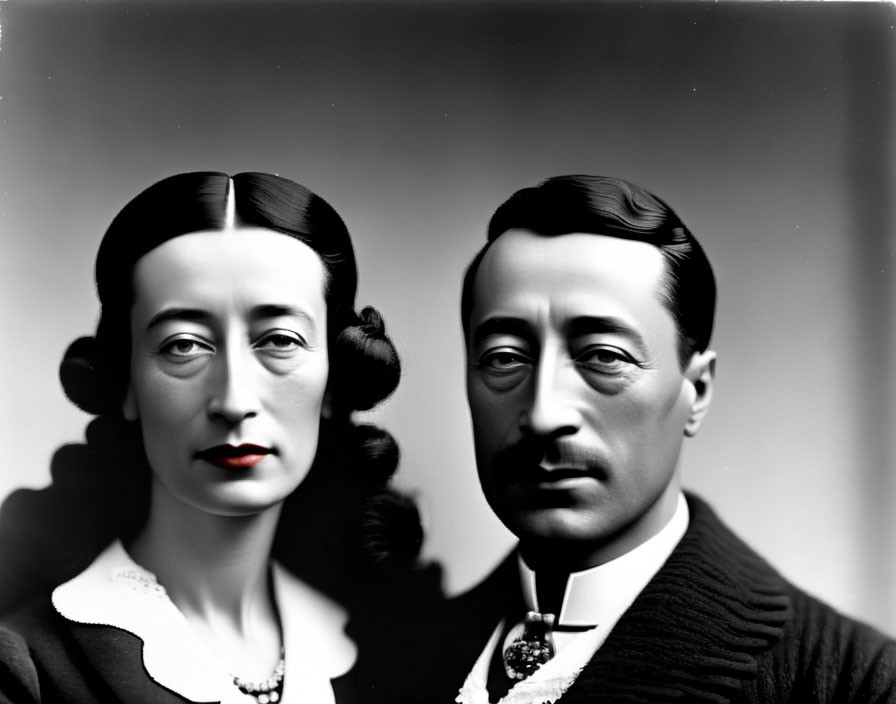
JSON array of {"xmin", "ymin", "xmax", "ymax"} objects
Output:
[{"xmin": 206, "ymin": 349, "xmax": 260, "ymax": 424}]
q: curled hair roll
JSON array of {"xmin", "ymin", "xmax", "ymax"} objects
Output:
[
  {"xmin": 272, "ymin": 416, "xmax": 428, "ymax": 607},
  {"xmin": 348, "ymin": 423, "xmax": 401, "ymax": 489},
  {"xmin": 346, "ymin": 424, "xmax": 425, "ymax": 582},
  {"xmin": 58, "ymin": 337, "xmax": 116, "ymax": 416},
  {"xmin": 355, "ymin": 489, "xmax": 424, "ymax": 573},
  {"xmin": 329, "ymin": 306, "xmax": 401, "ymax": 412}
]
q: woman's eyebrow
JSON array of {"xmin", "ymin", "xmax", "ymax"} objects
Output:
[
  {"xmin": 145, "ymin": 305, "xmax": 317, "ymax": 330},
  {"xmin": 249, "ymin": 304, "xmax": 315, "ymax": 323}
]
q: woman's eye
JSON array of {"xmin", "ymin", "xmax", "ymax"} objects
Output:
[
  {"xmin": 255, "ymin": 332, "xmax": 304, "ymax": 354},
  {"xmin": 159, "ymin": 338, "xmax": 213, "ymax": 361}
]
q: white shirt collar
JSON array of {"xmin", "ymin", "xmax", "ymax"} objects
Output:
[
  {"xmin": 456, "ymin": 493, "xmax": 690, "ymax": 704},
  {"xmin": 52, "ymin": 540, "xmax": 356, "ymax": 704},
  {"xmin": 519, "ymin": 492, "xmax": 689, "ymax": 627}
]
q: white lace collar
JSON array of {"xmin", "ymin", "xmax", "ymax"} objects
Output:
[
  {"xmin": 52, "ymin": 540, "xmax": 356, "ymax": 704},
  {"xmin": 456, "ymin": 618, "xmax": 606, "ymax": 704}
]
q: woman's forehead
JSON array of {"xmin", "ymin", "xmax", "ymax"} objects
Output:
[{"xmin": 129, "ymin": 228, "xmax": 328, "ymax": 317}]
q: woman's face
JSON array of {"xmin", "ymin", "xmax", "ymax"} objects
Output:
[{"xmin": 123, "ymin": 228, "xmax": 330, "ymax": 516}]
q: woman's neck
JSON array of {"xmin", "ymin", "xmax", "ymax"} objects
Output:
[{"xmin": 127, "ymin": 479, "xmax": 282, "ymax": 643}]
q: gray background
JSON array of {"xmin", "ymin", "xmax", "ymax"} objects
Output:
[{"xmin": 1, "ymin": 1, "xmax": 893, "ymax": 635}]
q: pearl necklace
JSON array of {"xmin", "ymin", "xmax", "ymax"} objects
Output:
[{"xmin": 232, "ymin": 648, "xmax": 285, "ymax": 704}]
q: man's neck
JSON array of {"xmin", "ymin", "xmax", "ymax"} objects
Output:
[{"xmin": 518, "ymin": 493, "xmax": 690, "ymax": 629}]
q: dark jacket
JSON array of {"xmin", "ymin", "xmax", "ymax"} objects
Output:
[
  {"xmin": 2, "ymin": 496, "xmax": 894, "ymax": 703},
  {"xmin": 0, "ymin": 605, "xmax": 195, "ymax": 704},
  {"xmin": 0, "ymin": 549, "xmax": 370, "ymax": 704},
  {"xmin": 381, "ymin": 494, "xmax": 896, "ymax": 703}
]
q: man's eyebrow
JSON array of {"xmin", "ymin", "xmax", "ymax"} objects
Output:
[
  {"xmin": 146, "ymin": 308, "xmax": 210, "ymax": 331},
  {"xmin": 568, "ymin": 316, "xmax": 648, "ymax": 352},
  {"xmin": 471, "ymin": 317, "xmax": 531, "ymax": 346}
]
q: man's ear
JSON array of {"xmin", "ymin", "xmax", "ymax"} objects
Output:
[
  {"xmin": 122, "ymin": 385, "xmax": 138, "ymax": 422},
  {"xmin": 683, "ymin": 350, "xmax": 716, "ymax": 438}
]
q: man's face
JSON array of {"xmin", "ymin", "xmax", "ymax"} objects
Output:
[{"xmin": 465, "ymin": 229, "xmax": 713, "ymax": 568}]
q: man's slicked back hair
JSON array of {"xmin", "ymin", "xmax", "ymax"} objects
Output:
[{"xmin": 461, "ymin": 175, "xmax": 716, "ymax": 366}]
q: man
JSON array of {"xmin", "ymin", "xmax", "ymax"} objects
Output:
[{"xmin": 403, "ymin": 175, "xmax": 895, "ymax": 703}]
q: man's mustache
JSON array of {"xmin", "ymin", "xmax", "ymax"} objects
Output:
[{"xmin": 493, "ymin": 437, "xmax": 607, "ymax": 479}]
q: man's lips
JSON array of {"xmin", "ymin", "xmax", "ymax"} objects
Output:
[
  {"xmin": 195, "ymin": 444, "xmax": 273, "ymax": 469},
  {"xmin": 494, "ymin": 441, "xmax": 607, "ymax": 489},
  {"xmin": 515, "ymin": 465, "xmax": 597, "ymax": 487}
]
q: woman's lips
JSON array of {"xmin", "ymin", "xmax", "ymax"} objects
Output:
[{"xmin": 195, "ymin": 444, "xmax": 273, "ymax": 469}]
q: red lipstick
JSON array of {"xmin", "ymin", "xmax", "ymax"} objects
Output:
[{"xmin": 196, "ymin": 444, "xmax": 272, "ymax": 469}]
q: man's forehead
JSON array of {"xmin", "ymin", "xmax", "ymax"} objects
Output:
[
  {"xmin": 467, "ymin": 229, "xmax": 680, "ymax": 362},
  {"xmin": 472, "ymin": 229, "xmax": 667, "ymax": 310}
]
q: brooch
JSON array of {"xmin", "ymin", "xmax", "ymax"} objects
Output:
[{"xmin": 503, "ymin": 611, "xmax": 556, "ymax": 681}]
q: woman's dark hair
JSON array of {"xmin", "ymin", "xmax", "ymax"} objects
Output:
[
  {"xmin": 0, "ymin": 172, "xmax": 423, "ymax": 612},
  {"xmin": 71, "ymin": 171, "xmax": 391, "ymax": 415},
  {"xmin": 461, "ymin": 175, "xmax": 716, "ymax": 366}
]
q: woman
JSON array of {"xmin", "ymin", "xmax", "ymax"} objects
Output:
[{"xmin": 0, "ymin": 172, "xmax": 428, "ymax": 703}]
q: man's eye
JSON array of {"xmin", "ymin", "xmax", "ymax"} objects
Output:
[
  {"xmin": 479, "ymin": 350, "xmax": 530, "ymax": 373},
  {"xmin": 576, "ymin": 346, "xmax": 635, "ymax": 372},
  {"xmin": 159, "ymin": 337, "xmax": 214, "ymax": 360}
]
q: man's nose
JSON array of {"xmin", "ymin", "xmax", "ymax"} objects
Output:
[
  {"xmin": 520, "ymin": 351, "xmax": 581, "ymax": 439},
  {"xmin": 206, "ymin": 348, "xmax": 260, "ymax": 424}
]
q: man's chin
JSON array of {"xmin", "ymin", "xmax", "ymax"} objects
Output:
[{"xmin": 501, "ymin": 504, "xmax": 611, "ymax": 546}]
